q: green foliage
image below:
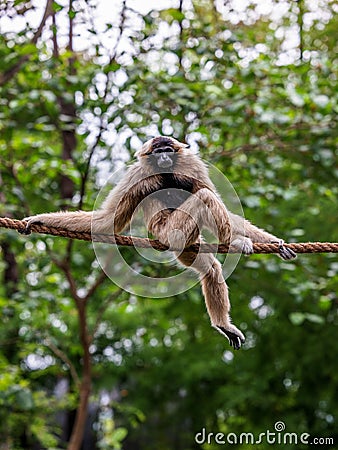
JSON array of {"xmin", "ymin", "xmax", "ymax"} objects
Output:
[
  {"xmin": 97, "ymin": 417, "xmax": 128, "ymax": 450},
  {"xmin": 0, "ymin": 0, "xmax": 337, "ymax": 449},
  {"xmin": 0, "ymin": 356, "xmax": 62, "ymax": 448}
]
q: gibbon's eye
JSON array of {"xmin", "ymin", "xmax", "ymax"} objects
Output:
[
  {"xmin": 153, "ymin": 147, "xmax": 176, "ymax": 154},
  {"xmin": 149, "ymin": 147, "xmax": 178, "ymax": 169}
]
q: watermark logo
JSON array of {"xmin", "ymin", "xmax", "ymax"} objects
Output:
[
  {"xmin": 274, "ymin": 421, "xmax": 286, "ymax": 432},
  {"xmin": 195, "ymin": 421, "xmax": 334, "ymax": 446}
]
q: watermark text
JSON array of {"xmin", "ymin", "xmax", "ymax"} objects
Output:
[{"xmin": 195, "ymin": 422, "xmax": 334, "ymax": 446}]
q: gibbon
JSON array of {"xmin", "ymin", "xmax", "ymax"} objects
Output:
[{"xmin": 24, "ymin": 136, "xmax": 296, "ymax": 349}]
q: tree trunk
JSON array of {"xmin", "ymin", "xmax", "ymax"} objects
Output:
[{"xmin": 67, "ymin": 301, "xmax": 92, "ymax": 450}]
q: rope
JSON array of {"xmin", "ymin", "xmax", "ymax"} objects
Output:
[{"xmin": 0, "ymin": 217, "xmax": 337, "ymax": 254}]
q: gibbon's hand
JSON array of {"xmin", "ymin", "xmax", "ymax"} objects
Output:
[
  {"xmin": 274, "ymin": 240, "xmax": 297, "ymax": 260},
  {"xmin": 21, "ymin": 214, "xmax": 48, "ymax": 234},
  {"xmin": 215, "ymin": 324, "xmax": 246, "ymax": 350}
]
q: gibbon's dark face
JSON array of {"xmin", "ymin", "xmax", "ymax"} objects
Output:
[
  {"xmin": 149, "ymin": 137, "xmax": 179, "ymax": 169},
  {"xmin": 137, "ymin": 136, "xmax": 191, "ymax": 172}
]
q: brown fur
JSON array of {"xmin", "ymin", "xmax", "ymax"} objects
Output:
[{"xmin": 24, "ymin": 136, "xmax": 296, "ymax": 349}]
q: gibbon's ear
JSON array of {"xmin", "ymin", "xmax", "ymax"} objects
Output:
[
  {"xmin": 135, "ymin": 138, "xmax": 152, "ymax": 159},
  {"xmin": 168, "ymin": 138, "xmax": 191, "ymax": 153}
]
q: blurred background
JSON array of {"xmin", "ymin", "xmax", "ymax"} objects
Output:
[{"xmin": 0, "ymin": 0, "xmax": 337, "ymax": 449}]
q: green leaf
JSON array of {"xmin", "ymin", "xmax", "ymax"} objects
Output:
[
  {"xmin": 68, "ymin": 9, "xmax": 76, "ymax": 19},
  {"xmin": 304, "ymin": 313, "xmax": 325, "ymax": 325},
  {"xmin": 289, "ymin": 312, "xmax": 305, "ymax": 326},
  {"xmin": 15, "ymin": 389, "xmax": 34, "ymax": 411},
  {"xmin": 112, "ymin": 427, "xmax": 128, "ymax": 443},
  {"xmin": 53, "ymin": 2, "xmax": 63, "ymax": 12}
]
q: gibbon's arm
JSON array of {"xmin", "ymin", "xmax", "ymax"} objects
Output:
[
  {"xmin": 228, "ymin": 211, "xmax": 296, "ymax": 260},
  {"xmin": 228, "ymin": 211, "xmax": 277, "ymax": 243},
  {"xmin": 24, "ymin": 162, "xmax": 160, "ymax": 234}
]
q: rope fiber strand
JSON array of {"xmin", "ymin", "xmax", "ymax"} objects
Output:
[{"xmin": 0, "ymin": 217, "xmax": 337, "ymax": 254}]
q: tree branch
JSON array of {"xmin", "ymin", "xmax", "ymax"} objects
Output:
[
  {"xmin": 90, "ymin": 288, "xmax": 125, "ymax": 341},
  {"xmin": 78, "ymin": 0, "xmax": 127, "ymax": 210},
  {"xmin": 44, "ymin": 338, "xmax": 80, "ymax": 386},
  {"xmin": 0, "ymin": 0, "xmax": 54, "ymax": 86}
]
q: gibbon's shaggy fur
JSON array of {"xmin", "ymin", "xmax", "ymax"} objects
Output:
[{"xmin": 24, "ymin": 136, "xmax": 296, "ymax": 349}]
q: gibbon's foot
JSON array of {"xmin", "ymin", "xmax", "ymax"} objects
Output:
[
  {"xmin": 231, "ymin": 237, "xmax": 254, "ymax": 255},
  {"xmin": 274, "ymin": 239, "xmax": 297, "ymax": 260},
  {"xmin": 215, "ymin": 324, "xmax": 245, "ymax": 350}
]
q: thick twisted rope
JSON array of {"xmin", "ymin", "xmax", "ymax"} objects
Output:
[{"xmin": 0, "ymin": 217, "xmax": 337, "ymax": 254}]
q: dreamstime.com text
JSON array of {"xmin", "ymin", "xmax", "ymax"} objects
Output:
[{"xmin": 195, "ymin": 422, "xmax": 334, "ymax": 446}]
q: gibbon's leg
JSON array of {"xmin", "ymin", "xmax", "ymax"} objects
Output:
[
  {"xmin": 148, "ymin": 207, "xmax": 200, "ymax": 250},
  {"xmin": 148, "ymin": 188, "xmax": 253, "ymax": 255},
  {"xmin": 147, "ymin": 189, "xmax": 247, "ymax": 349},
  {"xmin": 177, "ymin": 247, "xmax": 245, "ymax": 350},
  {"xmin": 153, "ymin": 188, "xmax": 295, "ymax": 259},
  {"xmin": 171, "ymin": 189, "xmax": 296, "ymax": 260}
]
